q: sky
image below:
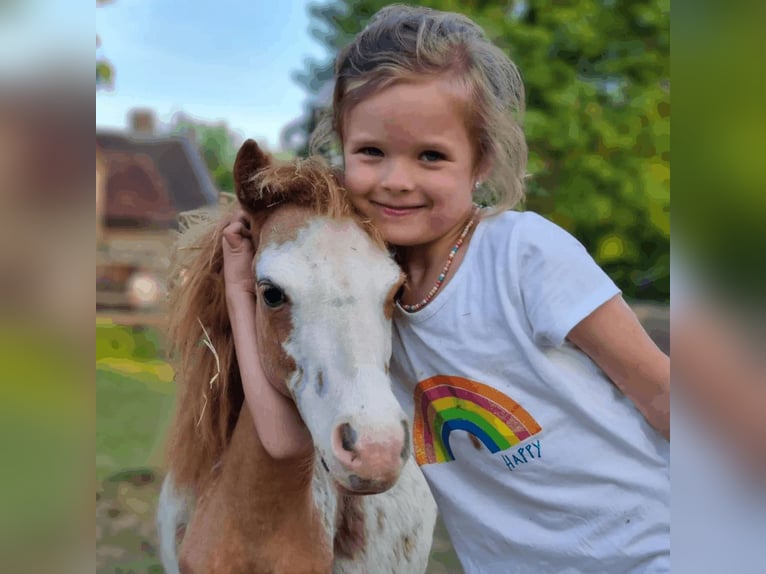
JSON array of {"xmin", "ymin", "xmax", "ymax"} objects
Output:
[
  {"xmin": 96, "ymin": 0, "xmax": 330, "ymax": 150},
  {"xmin": 0, "ymin": 0, "xmax": 89, "ymax": 78}
]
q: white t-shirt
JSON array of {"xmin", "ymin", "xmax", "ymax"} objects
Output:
[{"xmin": 391, "ymin": 211, "xmax": 670, "ymax": 574}]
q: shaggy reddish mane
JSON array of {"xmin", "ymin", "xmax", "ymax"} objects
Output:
[{"xmin": 164, "ymin": 142, "xmax": 382, "ymax": 496}]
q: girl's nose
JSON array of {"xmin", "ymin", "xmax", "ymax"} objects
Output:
[{"xmin": 381, "ymin": 161, "xmax": 414, "ymax": 193}]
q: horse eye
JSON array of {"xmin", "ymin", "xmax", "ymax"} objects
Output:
[{"xmin": 261, "ymin": 285, "xmax": 287, "ymax": 308}]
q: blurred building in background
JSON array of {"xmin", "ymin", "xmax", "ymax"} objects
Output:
[{"xmin": 96, "ymin": 109, "xmax": 219, "ymax": 311}]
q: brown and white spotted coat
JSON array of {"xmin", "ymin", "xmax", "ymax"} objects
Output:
[{"xmin": 157, "ymin": 140, "xmax": 437, "ymax": 574}]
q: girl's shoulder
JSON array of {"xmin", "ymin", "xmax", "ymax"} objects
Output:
[
  {"xmin": 480, "ymin": 209, "xmax": 578, "ymax": 252},
  {"xmin": 482, "ymin": 208, "xmax": 564, "ymax": 231},
  {"xmin": 478, "ymin": 209, "xmax": 601, "ymax": 285}
]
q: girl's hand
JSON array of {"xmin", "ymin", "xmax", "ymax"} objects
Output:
[{"xmin": 222, "ymin": 209, "xmax": 256, "ymax": 298}]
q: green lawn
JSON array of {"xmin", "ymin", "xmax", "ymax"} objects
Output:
[
  {"xmin": 96, "ymin": 367, "xmax": 175, "ymax": 484},
  {"xmin": 96, "ymin": 320, "xmax": 176, "ymax": 573},
  {"xmin": 96, "ymin": 319, "xmax": 176, "ymax": 485}
]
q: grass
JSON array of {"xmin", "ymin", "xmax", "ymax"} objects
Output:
[
  {"xmin": 96, "ymin": 368, "xmax": 175, "ymax": 484},
  {"xmin": 96, "ymin": 320, "xmax": 176, "ymax": 573},
  {"xmin": 96, "ymin": 319, "xmax": 176, "ymax": 485}
]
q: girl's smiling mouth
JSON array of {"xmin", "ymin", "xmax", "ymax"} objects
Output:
[{"xmin": 371, "ymin": 201, "xmax": 424, "ymax": 216}]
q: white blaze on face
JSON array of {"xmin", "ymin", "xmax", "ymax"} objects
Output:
[{"xmin": 255, "ymin": 217, "xmax": 404, "ymax": 469}]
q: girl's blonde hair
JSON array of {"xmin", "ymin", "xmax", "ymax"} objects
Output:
[{"xmin": 310, "ymin": 3, "xmax": 528, "ymax": 212}]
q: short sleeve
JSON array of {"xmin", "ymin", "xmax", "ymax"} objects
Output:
[{"xmin": 515, "ymin": 213, "xmax": 621, "ymax": 347}]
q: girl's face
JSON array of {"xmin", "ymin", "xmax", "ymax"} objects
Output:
[{"xmin": 342, "ymin": 77, "xmax": 483, "ymax": 249}]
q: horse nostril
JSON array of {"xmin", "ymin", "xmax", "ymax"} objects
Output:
[{"xmin": 340, "ymin": 422, "xmax": 357, "ymax": 452}]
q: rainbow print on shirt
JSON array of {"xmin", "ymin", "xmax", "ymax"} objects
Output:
[{"xmin": 413, "ymin": 376, "xmax": 542, "ymax": 466}]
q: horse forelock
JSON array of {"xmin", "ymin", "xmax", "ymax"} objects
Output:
[{"xmin": 248, "ymin": 156, "xmax": 386, "ymax": 250}]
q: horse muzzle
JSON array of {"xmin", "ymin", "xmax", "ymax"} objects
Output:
[{"xmin": 328, "ymin": 418, "xmax": 411, "ymax": 494}]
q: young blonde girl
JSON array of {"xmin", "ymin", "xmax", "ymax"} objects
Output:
[{"xmin": 224, "ymin": 5, "xmax": 669, "ymax": 573}]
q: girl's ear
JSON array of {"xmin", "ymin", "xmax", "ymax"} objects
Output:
[
  {"xmin": 474, "ymin": 152, "xmax": 493, "ymax": 188},
  {"xmin": 234, "ymin": 139, "xmax": 271, "ymax": 212}
]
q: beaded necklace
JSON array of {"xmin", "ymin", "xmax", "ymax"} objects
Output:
[{"xmin": 399, "ymin": 205, "xmax": 480, "ymax": 313}]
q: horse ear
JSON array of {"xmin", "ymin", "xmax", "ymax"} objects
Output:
[{"xmin": 234, "ymin": 139, "xmax": 271, "ymax": 211}]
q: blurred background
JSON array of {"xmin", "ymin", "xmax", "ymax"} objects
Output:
[
  {"xmin": 7, "ymin": 0, "xmax": 766, "ymax": 573},
  {"xmin": 93, "ymin": 1, "xmax": 670, "ymax": 572},
  {"xmin": 95, "ymin": 0, "xmax": 671, "ymax": 312}
]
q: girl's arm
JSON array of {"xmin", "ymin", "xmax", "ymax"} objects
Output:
[
  {"xmin": 222, "ymin": 213, "xmax": 313, "ymax": 460},
  {"xmin": 567, "ymin": 295, "xmax": 670, "ymax": 440}
]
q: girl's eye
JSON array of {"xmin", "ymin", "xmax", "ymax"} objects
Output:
[
  {"xmin": 260, "ymin": 284, "xmax": 288, "ymax": 308},
  {"xmin": 421, "ymin": 150, "xmax": 446, "ymax": 162},
  {"xmin": 358, "ymin": 146, "xmax": 383, "ymax": 157}
]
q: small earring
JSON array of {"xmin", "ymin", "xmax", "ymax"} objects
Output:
[{"xmin": 474, "ymin": 181, "xmax": 481, "ymax": 191}]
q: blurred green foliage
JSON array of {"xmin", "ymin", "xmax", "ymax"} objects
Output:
[
  {"xmin": 96, "ymin": 321, "xmax": 165, "ymax": 362},
  {"xmin": 96, "ymin": 58, "xmax": 113, "ymax": 89},
  {"xmin": 96, "ymin": 2, "xmax": 114, "ymax": 90},
  {"xmin": 673, "ymin": 2, "xmax": 766, "ymax": 303},
  {"xmin": 295, "ymin": 0, "xmax": 670, "ymax": 301},
  {"xmin": 169, "ymin": 116, "xmax": 294, "ymax": 195},
  {"xmin": 170, "ymin": 115, "xmax": 241, "ymax": 194}
]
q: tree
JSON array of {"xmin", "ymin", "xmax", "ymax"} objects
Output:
[
  {"xmin": 169, "ymin": 114, "xmax": 244, "ymax": 194},
  {"xmin": 97, "ymin": 0, "xmax": 115, "ymax": 90},
  {"xmin": 294, "ymin": 0, "xmax": 670, "ymax": 301}
]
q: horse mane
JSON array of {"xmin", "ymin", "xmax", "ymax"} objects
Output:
[{"xmin": 165, "ymin": 143, "xmax": 384, "ymax": 496}]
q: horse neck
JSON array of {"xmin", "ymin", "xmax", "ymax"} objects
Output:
[
  {"xmin": 219, "ymin": 407, "xmax": 342, "ymax": 547},
  {"xmin": 207, "ymin": 402, "xmax": 371, "ymax": 568},
  {"xmin": 218, "ymin": 406, "xmax": 316, "ymax": 503},
  {"xmin": 182, "ymin": 408, "xmax": 337, "ymax": 572}
]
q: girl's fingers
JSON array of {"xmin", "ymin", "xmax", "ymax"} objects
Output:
[
  {"xmin": 232, "ymin": 209, "xmax": 252, "ymax": 236},
  {"xmin": 222, "ymin": 213, "xmax": 254, "ymax": 251},
  {"xmin": 222, "ymin": 223, "xmax": 245, "ymax": 250},
  {"xmin": 238, "ymin": 211, "xmax": 252, "ymax": 232}
]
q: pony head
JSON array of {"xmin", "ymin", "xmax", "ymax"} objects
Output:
[{"xmin": 167, "ymin": 140, "xmax": 409, "ymax": 495}]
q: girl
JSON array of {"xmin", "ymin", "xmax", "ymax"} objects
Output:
[{"xmin": 224, "ymin": 5, "xmax": 669, "ymax": 573}]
